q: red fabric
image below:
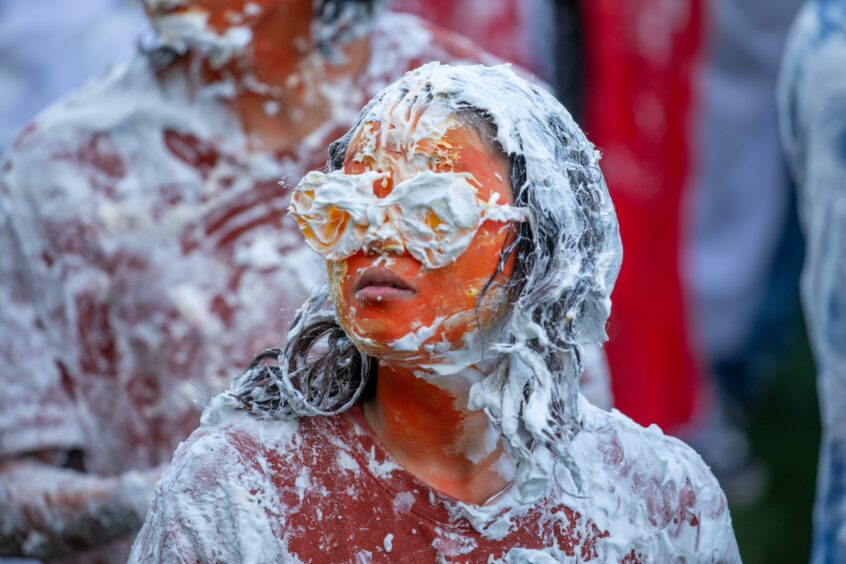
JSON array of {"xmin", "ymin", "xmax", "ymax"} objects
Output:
[
  {"xmin": 134, "ymin": 406, "xmax": 630, "ymax": 562},
  {"xmin": 263, "ymin": 408, "xmax": 609, "ymax": 561},
  {"xmin": 581, "ymin": 0, "xmax": 707, "ymax": 432}
]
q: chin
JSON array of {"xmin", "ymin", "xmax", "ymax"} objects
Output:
[
  {"xmin": 341, "ymin": 316, "xmax": 405, "ymax": 350},
  {"xmin": 339, "ymin": 324, "xmax": 401, "ymax": 360}
]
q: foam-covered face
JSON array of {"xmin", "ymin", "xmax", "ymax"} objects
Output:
[
  {"xmin": 290, "ymin": 169, "xmax": 529, "ymax": 269},
  {"xmin": 145, "ymin": 0, "xmax": 305, "ymax": 67},
  {"xmin": 323, "ymin": 106, "xmax": 519, "ymax": 362}
]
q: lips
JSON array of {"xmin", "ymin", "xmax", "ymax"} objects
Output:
[{"xmin": 353, "ymin": 267, "xmax": 416, "ymax": 304}]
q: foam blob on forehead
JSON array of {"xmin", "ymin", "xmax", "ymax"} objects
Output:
[
  {"xmin": 348, "ymin": 86, "xmax": 459, "ymax": 176},
  {"xmin": 341, "ymin": 63, "xmax": 622, "ymax": 345}
]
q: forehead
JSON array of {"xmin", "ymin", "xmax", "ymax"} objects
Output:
[
  {"xmin": 344, "ymin": 92, "xmax": 500, "ymax": 176},
  {"xmin": 352, "ymin": 92, "xmax": 455, "ymax": 150},
  {"xmin": 343, "ymin": 95, "xmax": 512, "ymax": 203}
]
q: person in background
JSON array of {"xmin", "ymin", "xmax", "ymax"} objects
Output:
[
  {"xmin": 779, "ymin": 1, "xmax": 846, "ymax": 560},
  {"xmin": 690, "ymin": 0, "xmax": 805, "ymax": 411},
  {"xmin": 0, "ymin": 1, "xmax": 502, "ymax": 560}
]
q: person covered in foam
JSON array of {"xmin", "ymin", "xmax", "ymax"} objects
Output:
[
  {"xmin": 0, "ymin": 1, "xmax": 511, "ymax": 561},
  {"xmin": 130, "ymin": 63, "xmax": 740, "ymax": 562},
  {"xmin": 779, "ymin": 1, "xmax": 846, "ymax": 560}
]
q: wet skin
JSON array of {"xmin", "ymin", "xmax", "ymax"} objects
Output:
[
  {"xmin": 170, "ymin": 0, "xmax": 318, "ymax": 81},
  {"xmin": 329, "ymin": 111, "xmax": 519, "ymax": 504}
]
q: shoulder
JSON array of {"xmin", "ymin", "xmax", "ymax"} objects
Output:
[
  {"xmin": 165, "ymin": 394, "xmax": 315, "ymax": 491},
  {"xmin": 2, "ymin": 52, "xmax": 234, "ymax": 197},
  {"xmin": 132, "ymin": 395, "xmax": 378, "ymax": 562},
  {"xmin": 155, "ymin": 392, "xmax": 364, "ymax": 512},
  {"xmin": 365, "ymin": 11, "xmax": 549, "ymax": 112},
  {"xmin": 1, "ymin": 52, "xmax": 242, "ymax": 234},
  {"xmin": 779, "ymin": 2, "xmax": 846, "ymax": 188},
  {"xmin": 131, "ymin": 396, "xmax": 311, "ymax": 562},
  {"xmin": 1, "ymin": 55, "xmax": 153, "ymax": 206},
  {"xmin": 8, "ymin": 55, "xmax": 158, "ymax": 153},
  {"xmin": 567, "ymin": 403, "xmax": 740, "ymax": 562}
]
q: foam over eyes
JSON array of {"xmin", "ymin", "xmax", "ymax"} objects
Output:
[{"xmin": 288, "ymin": 169, "xmax": 529, "ymax": 269}]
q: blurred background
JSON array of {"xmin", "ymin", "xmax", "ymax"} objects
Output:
[{"xmin": 0, "ymin": 0, "xmax": 821, "ymax": 562}]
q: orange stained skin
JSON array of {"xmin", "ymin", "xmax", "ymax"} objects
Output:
[
  {"xmin": 366, "ymin": 363, "xmax": 511, "ymax": 504},
  {"xmin": 331, "ymin": 110, "xmax": 519, "ymax": 504},
  {"xmin": 180, "ymin": 0, "xmax": 363, "ymax": 87}
]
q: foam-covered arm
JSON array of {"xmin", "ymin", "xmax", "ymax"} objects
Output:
[
  {"xmin": 0, "ymin": 178, "xmax": 132, "ymax": 559},
  {"xmin": 0, "ymin": 188, "xmax": 86, "ymax": 457},
  {"xmin": 0, "ymin": 459, "xmax": 159, "ymax": 559}
]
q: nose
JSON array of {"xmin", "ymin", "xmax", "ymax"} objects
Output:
[
  {"xmin": 363, "ymin": 224, "xmax": 405, "ymax": 256},
  {"xmin": 361, "ymin": 204, "xmax": 404, "ymax": 256}
]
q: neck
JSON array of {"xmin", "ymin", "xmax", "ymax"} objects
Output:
[
  {"xmin": 363, "ymin": 360, "xmax": 513, "ymax": 505},
  {"xmin": 183, "ymin": 0, "xmax": 370, "ymax": 152}
]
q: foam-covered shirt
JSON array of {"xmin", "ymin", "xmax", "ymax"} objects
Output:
[{"xmin": 130, "ymin": 399, "xmax": 740, "ymax": 562}]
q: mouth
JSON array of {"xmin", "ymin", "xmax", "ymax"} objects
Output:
[{"xmin": 353, "ymin": 267, "xmax": 416, "ymax": 304}]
